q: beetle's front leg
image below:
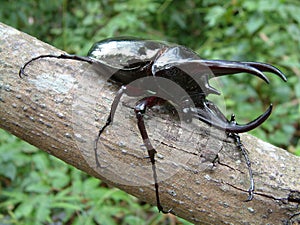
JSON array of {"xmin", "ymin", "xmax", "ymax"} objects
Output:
[
  {"xmin": 94, "ymin": 86, "xmax": 127, "ymax": 167},
  {"xmin": 198, "ymin": 101, "xmax": 254, "ymax": 199},
  {"xmin": 228, "ymin": 130, "xmax": 254, "ymax": 201},
  {"xmin": 134, "ymin": 97, "xmax": 171, "ymax": 214}
]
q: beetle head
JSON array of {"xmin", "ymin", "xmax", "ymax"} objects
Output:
[{"xmin": 152, "ymin": 48, "xmax": 287, "ymax": 133}]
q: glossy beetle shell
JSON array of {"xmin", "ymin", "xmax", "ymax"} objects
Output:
[
  {"xmin": 87, "ymin": 37, "xmax": 212, "ymax": 98},
  {"xmin": 88, "ymin": 37, "xmax": 165, "ymax": 69}
]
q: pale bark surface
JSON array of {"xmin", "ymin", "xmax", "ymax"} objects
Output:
[{"xmin": 0, "ymin": 23, "xmax": 299, "ymax": 224}]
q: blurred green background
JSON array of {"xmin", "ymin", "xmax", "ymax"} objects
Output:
[{"xmin": 0, "ymin": 0, "xmax": 299, "ymax": 224}]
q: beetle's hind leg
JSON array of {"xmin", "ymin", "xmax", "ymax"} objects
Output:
[{"xmin": 134, "ymin": 97, "xmax": 171, "ymax": 214}]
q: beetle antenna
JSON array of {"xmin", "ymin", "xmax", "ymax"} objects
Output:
[{"xmin": 19, "ymin": 54, "xmax": 94, "ymax": 78}]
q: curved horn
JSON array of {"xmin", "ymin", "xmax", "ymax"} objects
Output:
[
  {"xmin": 200, "ymin": 59, "xmax": 270, "ymax": 83},
  {"xmin": 242, "ymin": 61, "xmax": 287, "ymax": 82},
  {"xmin": 191, "ymin": 104, "xmax": 272, "ymax": 133}
]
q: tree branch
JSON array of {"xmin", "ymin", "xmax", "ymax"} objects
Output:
[{"xmin": 0, "ymin": 22, "xmax": 299, "ymax": 224}]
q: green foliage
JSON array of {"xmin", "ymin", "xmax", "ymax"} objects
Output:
[
  {"xmin": 0, "ymin": 0, "xmax": 299, "ymax": 224},
  {"xmin": 0, "ymin": 130, "xmax": 191, "ymax": 225}
]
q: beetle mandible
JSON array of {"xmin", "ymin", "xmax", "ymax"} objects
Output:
[{"xmin": 19, "ymin": 37, "xmax": 287, "ymax": 213}]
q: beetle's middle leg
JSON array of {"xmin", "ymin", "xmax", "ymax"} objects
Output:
[
  {"xmin": 95, "ymin": 84, "xmax": 152, "ymax": 167},
  {"xmin": 134, "ymin": 97, "xmax": 171, "ymax": 213}
]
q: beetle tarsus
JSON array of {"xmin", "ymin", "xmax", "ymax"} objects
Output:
[{"xmin": 94, "ymin": 118, "xmax": 111, "ymax": 168}]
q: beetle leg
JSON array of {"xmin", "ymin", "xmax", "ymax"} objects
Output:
[
  {"xmin": 134, "ymin": 97, "xmax": 171, "ymax": 214},
  {"xmin": 19, "ymin": 54, "xmax": 95, "ymax": 77},
  {"xmin": 192, "ymin": 101, "xmax": 255, "ymax": 200},
  {"xmin": 94, "ymin": 85, "xmax": 127, "ymax": 167},
  {"xmin": 228, "ymin": 131, "xmax": 254, "ymax": 201}
]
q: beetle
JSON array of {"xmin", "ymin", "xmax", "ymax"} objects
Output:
[{"xmin": 19, "ymin": 37, "xmax": 287, "ymax": 213}]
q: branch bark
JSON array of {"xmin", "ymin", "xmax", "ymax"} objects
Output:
[{"xmin": 0, "ymin": 23, "xmax": 299, "ymax": 224}]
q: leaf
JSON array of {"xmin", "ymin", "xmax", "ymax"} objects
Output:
[
  {"xmin": 0, "ymin": 163, "xmax": 16, "ymax": 180},
  {"xmin": 294, "ymin": 79, "xmax": 300, "ymax": 99},
  {"xmin": 35, "ymin": 196, "xmax": 51, "ymax": 224},
  {"xmin": 14, "ymin": 199, "xmax": 34, "ymax": 219},
  {"xmin": 205, "ymin": 6, "xmax": 226, "ymax": 27},
  {"xmin": 51, "ymin": 202, "xmax": 82, "ymax": 210},
  {"xmin": 48, "ymin": 170, "xmax": 70, "ymax": 189},
  {"xmin": 25, "ymin": 182, "xmax": 50, "ymax": 194},
  {"xmin": 32, "ymin": 153, "xmax": 49, "ymax": 171},
  {"xmin": 246, "ymin": 15, "xmax": 264, "ymax": 34}
]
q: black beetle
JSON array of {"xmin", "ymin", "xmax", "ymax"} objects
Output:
[{"xmin": 19, "ymin": 37, "xmax": 287, "ymax": 213}]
